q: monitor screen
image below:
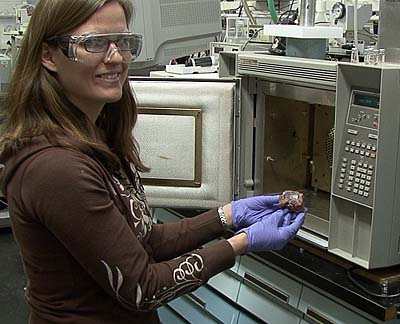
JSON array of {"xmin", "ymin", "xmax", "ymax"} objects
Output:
[
  {"xmin": 129, "ymin": 0, "xmax": 221, "ymax": 71},
  {"xmin": 353, "ymin": 92, "xmax": 380, "ymax": 109}
]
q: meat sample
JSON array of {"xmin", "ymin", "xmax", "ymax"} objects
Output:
[{"xmin": 278, "ymin": 190, "xmax": 305, "ymax": 212}]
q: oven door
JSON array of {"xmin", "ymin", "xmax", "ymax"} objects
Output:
[{"xmin": 129, "ymin": 77, "xmax": 248, "ymax": 209}]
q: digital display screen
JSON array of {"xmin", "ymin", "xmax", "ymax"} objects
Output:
[{"xmin": 353, "ymin": 93, "xmax": 380, "ymax": 109}]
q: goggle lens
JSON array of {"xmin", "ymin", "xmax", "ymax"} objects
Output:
[
  {"xmin": 47, "ymin": 32, "xmax": 143, "ymax": 64},
  {"xmin": 84, "ymin": 34, "xmax": 141, "ymax": 54}
]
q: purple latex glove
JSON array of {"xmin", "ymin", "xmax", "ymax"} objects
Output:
[
  {"xmin": 282, "ymin": 208, "xmax": 308, "ymax": 227},
  {"xmin": 239, "ymin": 209, "xmax": 306, "ymax": 252},
  {"xmin": 231, "ymin": 194, "xmax": 280, "ymax": 230}
]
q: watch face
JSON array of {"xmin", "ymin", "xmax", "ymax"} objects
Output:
[{"xmin": 331, "ymin": 2, "xmax": 345, "ymax": 19}]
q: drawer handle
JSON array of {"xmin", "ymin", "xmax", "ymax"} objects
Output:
[
  {"xmin": 186, "ymin": 292, "xmax": 207, "ymax": 309},
  {"xmin": 306, "ymin": 307, "xmax": 336, "ymax": 324},
  {"xmin": 243, "ymin": 272, "xmax": 289, "ymax": 304},
  {"xmin": 225, "ymin": 269, "xmax": 243, "ymax": 282}
]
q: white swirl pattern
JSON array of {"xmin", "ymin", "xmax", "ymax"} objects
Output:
[
  {"xmin": 101, "ymin": 253, "xmax": 204, "ymax": 311},
  {"xmin": 111, "ymin": 162, "xmax": 152, "ymax": 242},
  {"xmin": 173, "ymin": 254, "xmax": 204, "ymax": 284}
]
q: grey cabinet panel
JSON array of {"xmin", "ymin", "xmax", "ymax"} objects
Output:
[
  {"xmin": 236, "ymin": 255, "xmax": 302, "ymax": 323},
  {"xmin": 195, "ymin": 286, "xmax": 240, "ymax": 324},
  {"xmin": 158, "ymin": 305, "xmax": 188, "ymax": 324},
  {"xmin": 237, "ymin": 283, "xmax": 301, "ymax": 324},
  {"xmin": 238, "ymin": 256, "xmax": 303, "ymax": 308},
  {"xmin": 168, "ymin": 294, "xmax": 222, "ymax": 324},
  {"xmin": 208, "ymin": 269, "xmax": 241, "ymax": 302},
  {"xmin": 299, "ymin": 286, "xmax": 375, "ymax": 324},
  {"xmin": 237, "ymin": 311, "xmax": 264, "ymax": 324}
]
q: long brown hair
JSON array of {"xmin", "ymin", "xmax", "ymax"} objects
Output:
[{"xmin": 0, "ymin": 0, "xmax": 148, "ymax": 172}]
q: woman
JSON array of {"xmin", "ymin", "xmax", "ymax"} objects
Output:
[{"xmin": 0, "ymin": 0, "xmax": 305, "ymax": 323}]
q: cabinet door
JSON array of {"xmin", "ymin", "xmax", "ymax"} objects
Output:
[
  {"xmin": 158, "ymin": 305, "xmax": 188, "ymax": 324},
  {"xmin": 194, "ymin": 286, "xmax": 240, "ymax": 324},
  {"xmin": 237, "ymin": 255, "xmax": 302, "ymax": 324},
  {"xmin": 299, "ymin": 286, "xmax": 375, "ymax": 324},
  {"xmin": 168, "ymin": 293, "xmax": 223, "ymax": 324},
  {"xmin": 207, "ymin": 266, "xmax": 241, "ymax": 302},
  {"xmin": 130, "ymin": 77, "xmax": 241, "ymax": 209},
  {"xmin": 237, "ymin": 311, "xmax": 264, "ymax": 324}
]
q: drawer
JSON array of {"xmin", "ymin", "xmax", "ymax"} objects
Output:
[
  {"xmin": 237, "ymin": 283, "xmax": 302, "ymax": 324},
  {"xmin": 238, "ymin": 255, "xmax": 303, "ymax": 308},
  {"xmin": 236, "ymin": 255, "xmax": 302, "ymax": 323},
  {"xmin": 208, "ymin": 257, "xmax": 241, "ymax": 301},
  {"xmin": 195, "ymin": 285, "xmax": 240, "ymax": 324},
  {"xmin": 299, "ymin": 286, "xmax": 375, "ymax": 324},
  {"xmin": 168, "ymin": 293, "xmax": 222, "ymax": 324},
  {"xmin": 237, "ymin": 311, "xmax": 264, "ymax": 324},
  {"xmin": 158, "ymin": 305, "xmax": 188, "ymax": 324}
]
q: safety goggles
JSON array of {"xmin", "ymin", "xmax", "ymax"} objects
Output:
[{"xmin": 47, "ymin": 32, "xmax": 143, "ymax": 64}]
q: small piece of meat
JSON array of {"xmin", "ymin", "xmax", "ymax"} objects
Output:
[{"xmin": 278, "ymin": 190, "xmax": 305, "ymax": 212}]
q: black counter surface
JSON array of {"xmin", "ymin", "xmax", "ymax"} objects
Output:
[{"xmin": 172, "ymin": 208, "xmax": 400, "ymax": 323}]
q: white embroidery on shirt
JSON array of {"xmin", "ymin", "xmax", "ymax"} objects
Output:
[
  {"xmin": 173, "ymin": 254, "xmax": 204, "ymax": 284},
  {"xmin": 101, "ymin": 253, "xmax": 204, "ymax": 311},
  {"xmin": 111, "ymin": 175, "xmax": 126, "ymax": 192},
  {"xmin": 111, "ymin": 164, "xmax": 152, "ymax": 242}
]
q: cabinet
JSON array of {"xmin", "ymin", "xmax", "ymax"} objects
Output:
[
  {"xmin": 167, "ymin": 291, "xmax": 223, "ymax": 324},
  {"xmin": 207, "ymin": 267, "xmax": 241, "ymax": 302},
  {"xmin": 298, "ymin": 286, "xmax": 374, "ymax": 324},
  {"xmin": 193, "ymin": 285, "xmax": 240, "ymax": 324},
  {"xmin": 236, "ymin": 311, "xmax": 264, "ymax": 324},
  {"xmin": 236, "ymin": 255, "xmax": 303, "ymax": 324},
  {"xmin": 154, "ymin": 208, "xmax": 378, "ymax": 324},
  {"xmin": 158, "ymin": 305, "xmax": 188, "ymax": 324}
]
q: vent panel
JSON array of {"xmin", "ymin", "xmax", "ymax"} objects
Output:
[
  {"xmin": 163, "ymin": 43, "xmax": 209, "ymax": 58},
  {"xmin": 160, "ymin": 2, "xmax": 220, "ymax": 27},
  {"xmin": 238, "ymin": 60, "xmax": 337, "ymax": 86}
]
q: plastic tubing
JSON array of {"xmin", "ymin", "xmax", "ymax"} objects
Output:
[{"xmin": 267, "ymin": 0, "xmax": 279, "ymax": 23}]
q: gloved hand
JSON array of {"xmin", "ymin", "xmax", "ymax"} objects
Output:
[
  {"xmin": 231, "ymin": 194, "xmax": 280, "ymax": 230},
  {"xmin": 239, "ymin": 209, "xmax": 306, "ymax": 252}
]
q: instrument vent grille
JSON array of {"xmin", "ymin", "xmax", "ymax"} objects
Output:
[{"xmin": 238, "ymin": 60, "xmax": 337, "ymax": 87}]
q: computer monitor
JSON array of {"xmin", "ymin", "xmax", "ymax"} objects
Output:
[{"xmin": 129, "ymin": 0, "xmax": 221, "ymax": 70}]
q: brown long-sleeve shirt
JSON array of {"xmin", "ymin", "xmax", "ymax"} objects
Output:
[{"xmin": 0, "ymin": 136, "xmax": 235, "ymax": 323}]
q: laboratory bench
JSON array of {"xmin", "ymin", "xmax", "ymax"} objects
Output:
[{"xmin": 2, "ymin": 210, "xmax": 400, "ymax": 324}]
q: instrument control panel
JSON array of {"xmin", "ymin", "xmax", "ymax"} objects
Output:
[{"xmin": 334, "ymin": 90, "xmax": 380, "ymax": 207}]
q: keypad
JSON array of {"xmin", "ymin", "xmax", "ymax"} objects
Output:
[
  {"xmin": 337, "ymin": 137, "xmax": 376, "ymax": 199},
  {"xmin": 344, "ymin": 140, "xmax": 376, "ymax": 158}
]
